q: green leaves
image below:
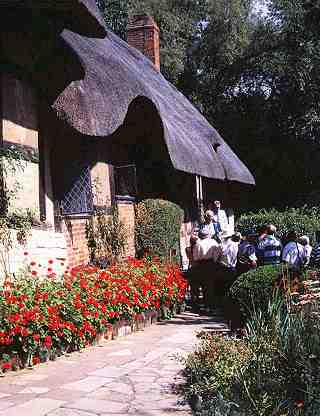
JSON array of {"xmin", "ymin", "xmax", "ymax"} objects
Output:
[
  {"xmin": 135, "ymin": 199, "xmax": 183, "ymax": 260},
  {"xmin": 237, "ymin": 206, "xmax": 320, "ymax": 245}
]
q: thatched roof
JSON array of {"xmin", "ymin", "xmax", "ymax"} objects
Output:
[
  {"xmin": 0, "ymin": 0, "xmax": 106, "ymax": 38},
  {"xmin": 53, "ymin": 12, "xmax": 254, "ymax": 185},
  {"xmin": 1, "ymin": 0, "xmax": 254, "ymax": 186}
]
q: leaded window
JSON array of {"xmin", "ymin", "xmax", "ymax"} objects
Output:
[{"xmin": 60, "ymin": 165, "xmax": 93, "ymax": 215}]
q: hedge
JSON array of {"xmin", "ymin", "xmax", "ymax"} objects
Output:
[
  {"xmin": 236, "ymin": 206, "xmax": 320, "ymax": 245},
  {"xmin": 230, "ymin": 265, "xmax": 282, "ymax": 315},
  {"xmin": 135, "ymin": 199, "xmax": 184, "ymax": 260}
]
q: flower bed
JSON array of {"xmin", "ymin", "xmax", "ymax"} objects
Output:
[{"xmin": 0, "ymin": 257, "xmax": 187, "ymax": 373}]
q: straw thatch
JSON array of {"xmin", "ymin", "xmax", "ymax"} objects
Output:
[
  {"xmin": 52, "ymin": 3, "xmax": 254, "ymax": 185},
  {"xmin": 1, "ymin": 0, "xmax": 254, "ymax": 186}
]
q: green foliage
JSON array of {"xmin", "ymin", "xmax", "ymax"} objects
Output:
[
  {"xmin": 198, "ymin": 0, "xmax": 320, "ymax": 208},
  {"xmin": 96, "ymin": 0, "xmax": 207, "ymax": 85},
  {"xmin": 230, "ymin": 265, "xmax": 281, "ymax": 315},
  {"xmin": 236, "ymin": 206, "xmax": 320, "ymax": 245},
  {"xmin": 86, "ymin": 208, "xmax": 127, "ymax": 265},
  {"xmin": 183, "ymin": 292, "xmax": 320, "ymax": 415},
  {"xmin": 96, "ymin": 0, "xmax": 128, "ymax": 39},
  {"xmin": 135, "ymin": 199, "xmax": 183, "ymax": 260}
]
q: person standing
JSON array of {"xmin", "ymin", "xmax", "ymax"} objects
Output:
[
  {"xmin": 298, "ymin": 235, "xmax": 312, "ymax": 266},
  {"xmin": 191, "ymin": 228, "xmax": 222, "ymax": 310},
  {"xmin": 282, "ymin": 231, "xmax": 307, "ymax": 272},
  {"xmin": 257, "ymin": 224, "xmax": 282, "ymax": 265},
  {"xmin": 212, "ymin": 232, "xmax": 241, "ymax": 311},
  {"xmin": 219, "ymin": 232, "xmax": 242, "ymax": 271},
  {"xmin": 208, "ymin": 200, "xmax": 229, "ymax": 236},
  {"xmin": 198, "ymin": 210, "xmax": 216, "ymax": 239},
  {"xmin": 237, "ymin": 232, "xmax": 258, "ymax": 275}
]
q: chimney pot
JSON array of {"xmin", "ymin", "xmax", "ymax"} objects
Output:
[{"xmin": 127, "ymin": 14, "xmax": 160, "ymax": 71}]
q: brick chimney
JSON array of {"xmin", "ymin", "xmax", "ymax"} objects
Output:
[{"xmin": 127, "ymin": 15, "xmax": 160, "ymax": 71}]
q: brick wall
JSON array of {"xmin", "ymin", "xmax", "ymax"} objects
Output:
[
  {"xmin": 117, "ymin": 202, "xmax": 135, "ymax": 258},
  {"xmin": 62, "ymin": 218, "xmax": 90, "ymax": 267},
  {"xmin": 127, "ymin": 15, "xmax": 160, "ymax": 71}
]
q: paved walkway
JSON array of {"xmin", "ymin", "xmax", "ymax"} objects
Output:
[{"xmin": 0, "ymin": 311, "xmax": 228, "ymax": 416}]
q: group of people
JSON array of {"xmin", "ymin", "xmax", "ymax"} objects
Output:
[{"xmin": 187, "ymin": 199, "xmax": 317, "ymax": 310}]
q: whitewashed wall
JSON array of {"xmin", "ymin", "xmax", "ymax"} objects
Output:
[{"xmin": 0, "ymin": 228, "xmax": 68, "ymax": 279}]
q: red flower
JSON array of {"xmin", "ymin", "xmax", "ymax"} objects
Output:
[
  {"xmin": 33, "ymin": 334, "xmax": 40, "ymax": 342},
  {"xmin": 30, "ymin": 261, "xmax": 37, "ymax": 266},
  {"xmin": 24, "ymin": 252, "xmax": 28, "ymax": 256},
  {"xmin": 31, "ymin": 271, "xmax": 37, "ymax": 277},
  {"xmin": 32, "ymin": 356, "xmax": 41, "ymax": 365},
  {"xmin": 43, "ymin": 335, "xmax": 52, "ymax": 348},
  {"xmin": 21, "ymin": 328, "xmax": 29, "ymax": 337},
  {"xmin": 2, "ymin": 362, "xmax": 12, "ymax": 370},
  {"xmin": 48, "ymin": 260, "xmax": 54, "ymax": 264},
  {"xmin": 47, "ymin": 268, "xmax": 53, "ymax": 273}
]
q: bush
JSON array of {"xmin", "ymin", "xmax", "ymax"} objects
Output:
[
  {"xmin": 183, "ymin": 292, "xmax": 320, "ymax": 415},
  {"xmin": 236, "ymin": 206, "xmax": 320, "ymax": 245},
  {"xmin": 230, "ymin": 265, "xmax": 282, "ymax": 315},
  {"xmin": 135, "ymin": 199, "xmax": 184, "ymax": 260}
]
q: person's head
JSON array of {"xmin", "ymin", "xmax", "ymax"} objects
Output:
[
  {"xmin": 198, "ymin": 229, "xmax": 210, "ymax": 240},
  {"xmin": 298, "ymin": 235, "xmax": 310, "ymax": 246},
  {"xmin": 316, "ymin": 231, "xmax": 320, "ymax": 243},
  {"xmin": 286, "ymin": 230, "xmax": 298, "ymax": 242},
  {"xmin": 204, "ymin": 210, "xmax": 214, "ymax": 223},
  {"xmin": 208, "ymin": 200, "xmax": 221, "ymax": 210},
  {"xmin": 266, "ymin": 224, "xmax": 277, "ymax": 236},
  {"xmin": 257, "ymin": 225, "xmax": 268, "ymax": 236},
  {"xmin": 247, "ymin": 234, "xmax": 257, "ymax": 244},
  {"xmin": 231, "ymin": 232, "xmax": 242, "ymax": 243}
]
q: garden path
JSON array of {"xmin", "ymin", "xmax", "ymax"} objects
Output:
[{"xmin": 0, "ymin": 311, "xmax": 229, "ymax": 416}]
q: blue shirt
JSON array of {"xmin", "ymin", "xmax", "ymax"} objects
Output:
[{"xmin": 257, "ymin": 235, "xmax": 282, "ymax": 265}]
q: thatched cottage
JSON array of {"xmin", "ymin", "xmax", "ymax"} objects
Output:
[{"xmin": 0, "ymin": 0, "xmax": 254, "ymax": 273}]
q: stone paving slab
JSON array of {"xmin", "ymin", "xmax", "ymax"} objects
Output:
[{"xmin": 0, "ymin": 312, "xmax": 228, "ymax": 415}]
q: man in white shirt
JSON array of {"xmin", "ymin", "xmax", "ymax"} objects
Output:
[
  {"xmin": 190, "ymin": 228, "xmax": 222, "ymax": 311},
  {"xmin": 298, "ymin": 235, "xmax": 312, "ymax": 266},
  {"xmin": 192, "ymin": 229, "xmax": 222, "ymax": 263},
  {"xmin": 219, "ymin": 232, "xmax": 242, "ymax": 271},
  {"xmin": 208, "ymin": 200, "xmax": 230, "ymax": 236},
  {"xmin": 282, "ymin": 231, "xmax": 307, "ymax": 271}
]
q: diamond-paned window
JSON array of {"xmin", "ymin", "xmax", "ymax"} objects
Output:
[{"xmin": 60, "ymin": 165, "xmax": 93, "ymax": 215}]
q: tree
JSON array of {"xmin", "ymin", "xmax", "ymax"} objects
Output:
[
  {"xmin": 96, "ymin": 0, "xmax": 207, "ymax": 84},
  {"xmin": 96, "ymin": 0, "xmax": 320, "ymax": 209}
]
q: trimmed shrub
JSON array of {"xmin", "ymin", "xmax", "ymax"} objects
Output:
[
  {"xmin": 230, "ymin": 265, "xmax": 282, "ymax": 314},
  {"xmin": 236, "ymin": 206, "xmax": 320, "ymax": 245},
  {"xmin": 135, "ymin": 199, "xmax": 184, "ymax": 260}
]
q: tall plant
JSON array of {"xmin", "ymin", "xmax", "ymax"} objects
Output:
[{"xmin": 86, "ymin": 207, "xmax": 127, "ymax": 266}]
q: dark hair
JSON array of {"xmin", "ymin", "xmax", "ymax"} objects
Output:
[
  {"xmin": 286, "ymin": 231, "xmax": 297, "ymax": 242},
  {"xmin": 316, "ymin": 231, "xmax": 320, "ymax": 243},
  {"xmin": 256, "ymin": 225, "xmax": 267, "ymax": 235}
]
